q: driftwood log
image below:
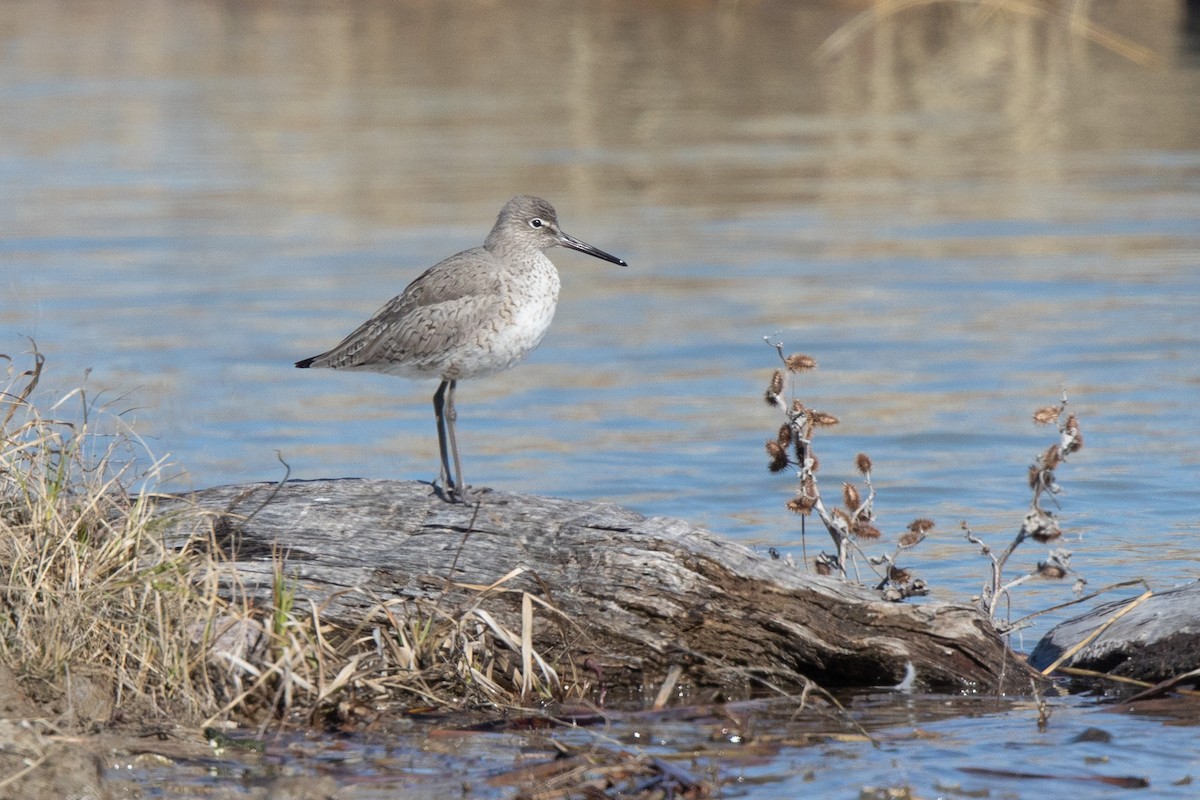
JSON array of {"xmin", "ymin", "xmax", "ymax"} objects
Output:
[
  {"xmin": 1030, "ymin": 581, "xmax": 1200, "ymax": 684},
  {"xmin": 160, "ymin": 479, "xmax": 1040, "ymax": 695}
]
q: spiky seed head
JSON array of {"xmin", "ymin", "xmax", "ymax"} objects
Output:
[
  {"xmin": 801, "ymin": 473, "xmax": 817, "ymax": 497},
  {"xmin": 765, "ymin": 440, "xmax": 790, "ymax": 472},
  {"xmin": 1033, "ymin": 406, "xmax": 1061, "ymax": 425},
  {"xmin": 1041, "ymin": 443, "xmax": 1062, "ymax": 471},
  {"xmin": 907, "ymin": 518, "xmax": 935, "ymax": 534},
  {"xmin": 852, "ymin": 520, "xmax": 882, "ymax": 540},
  {"xmin": 888, "ymin": 566, "xmax": 911, "ymax": 583},
  {"xmin": 855, "ymin": 452, "xmax": 872, "ymax": 475},
  {"xmin": 899, "ymin": 518, "xmax": 934, "ymax": 547},
  {"xmin": 812, "ymin": 411, "xmax": 840, "ymax": 427},
  {"xmin": 785, "ymin": 353, "xmax": 817, "ymax": 372},
  {"xmin": 786, "ymin": 495, "xmax": 814, "ymax": 515},
  {"xmin": 764, "ymin": 369, "xmax": 785, "ymax": 406},
  {"xmin": 808, "ymin": 453, "xmax": 820, "ymax": 473},
  {"xmin": 842, "ymin": 482, "xmax": 861, "ymax": 511},
  {"xmin": 777, "ymin": 423, "xmax": 793, "ymax": 447}
]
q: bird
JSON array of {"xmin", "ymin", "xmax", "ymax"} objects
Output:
[{"xmin": 296, "ymin": 195, "xmax": 627, "ymax": 503}]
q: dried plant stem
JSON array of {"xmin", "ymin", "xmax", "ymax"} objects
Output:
[
  {"xmin": 1039, "ymin": 589, "xmax": 1154, "ymax": 676},
  {"xmin": 761, "ymin": 337, "xmax": 930, "ymax": 599},
  {"xmin": 764, "ymin": 337, "xmax": 850, "ymax": 575},
  {"xmin": 1008, "ymin": 579, "xmax": 1148, "ymax": 629},
  {"xmin": 815, "ymin": 0, "xmax": 1157, "ymax": 66},
  {"xmin": 966, "ymin": 390, "xmax": 1085, "ymax": 622}
]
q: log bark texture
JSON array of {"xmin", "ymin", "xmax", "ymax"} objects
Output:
[
  {"xmin": 160, "ymin": 479, "xmax": 1039, "ymax": 695},
  {"xmin": 1030, "ymin": 581, "xmax": 1200, "ymax": 683}
]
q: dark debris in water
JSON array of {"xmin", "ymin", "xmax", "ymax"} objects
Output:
[
  {"xmin": 959, "ymin": 766, "xmax": 1150, "ymax": 789},
  {"xmin": 490, "ymin": 749, "xmax": 716, "ymax": 800}
]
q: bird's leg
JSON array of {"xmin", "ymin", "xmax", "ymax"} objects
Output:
[
  {"xmin": 433, "ymin": 380, "xmax": 457, "ymax": 500},
  {"xmin": 443, "ymin": 379, "xmax": 469, "ymax": 502}
]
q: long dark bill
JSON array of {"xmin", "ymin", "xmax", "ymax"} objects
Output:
[{"xmin": 557, "ymin": 232, "xmax": 628, "ymax": 267}]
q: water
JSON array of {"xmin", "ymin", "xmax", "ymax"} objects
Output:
[
  {"xmin": 114, "ymin": 695, "xmax": 1199, "ymax": 798},
  {"xmin": 3, "ymin": 0, "xmax": 1200, "ymax": 795}
]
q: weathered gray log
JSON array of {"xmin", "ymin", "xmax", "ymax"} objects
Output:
[
  {"xmin": 1030, "ymin": 581, "xmax": 1200, "ymax": 683},
  {"xmin": 159, "ymin": 479, "xmax": 1039, "ymax": 694}
]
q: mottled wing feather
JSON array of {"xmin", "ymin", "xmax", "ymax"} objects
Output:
[{"xmin": 306, "ymin": 247, "xmax": 506, "ymax": 372}]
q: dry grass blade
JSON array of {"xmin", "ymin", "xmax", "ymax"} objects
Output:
[
  {"xmin": 470, "ymin": 605, "xmax": 561, "ymax": 699},
  {"xmin": 1040, "ymin": 589, "xmax": 1154, "ymax": 676},
  {"xmin": 1054, "ymin": 666, "xmax": 1153, "ymax": 689},
  {"xmin": 521, "ymin": 592, "xmax": 534, "ymax": 700},
  {"xmin": 0, "ymin": 348, "xmax": 43, "ymax": 427},
  {"xmin": 1055, "ymin": 667, "xmax": 1200, "ymax": 700},
  {"xmin": 652, "ymin": 664, "xmax": 684, "ymax": 710},
  {"xmin": 453, "ymin": 565, "xmax": 530, "ymax": 594},
  {"xmin": 317, "ymin": 655, "xmax": 364, "ymax": 705},
  {"xmin": 0, "ymin": 750, "xmax": 52, "ymax": 792}
]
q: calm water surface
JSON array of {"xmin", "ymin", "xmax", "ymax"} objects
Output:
[{"xmin": 3, "ymin": 0, "xmax": 1200, "ymax": 795}]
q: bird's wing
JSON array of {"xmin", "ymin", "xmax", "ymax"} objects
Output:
[{"xmin": 308, "ymin": 248, "xmax": 508, "ymax": 370}]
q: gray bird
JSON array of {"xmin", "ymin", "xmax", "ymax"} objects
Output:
[{"xmin": 296, "ymin": 195, "xmax": 627, "ymax": 502}]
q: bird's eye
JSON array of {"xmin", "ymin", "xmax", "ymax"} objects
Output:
[{"xmin": 529, "ymin": 218, "xmax": 543, "ymax": 228}]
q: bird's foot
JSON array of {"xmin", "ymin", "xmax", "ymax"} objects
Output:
[{"xmin": 435, "ymin": 483, "xmax": 494, "ymax": 505}]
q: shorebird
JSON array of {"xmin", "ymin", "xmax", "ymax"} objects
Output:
[{"xmin": 296, "ymin": 195, "xmax": 627, "ymax": 502}]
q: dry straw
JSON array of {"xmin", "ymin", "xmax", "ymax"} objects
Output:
[
  {"xmin": 0, "ymin": 347, "xmax": 222, "ymax": 719},
  {"xmin": 0, "ymin": 347, "xmax": 579, "ymax": 730}
]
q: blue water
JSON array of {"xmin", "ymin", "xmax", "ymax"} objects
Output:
[{"xmin": 3, "ymin": 1, "xmax": 1200, "ymax": 796}]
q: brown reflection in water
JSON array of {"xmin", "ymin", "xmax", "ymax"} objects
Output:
[{"xmin": 3, "ymin": 1, "xmax": 1192, "ymax": 231}]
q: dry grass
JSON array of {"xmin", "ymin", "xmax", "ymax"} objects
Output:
[
  {"xmin": 0, "ymin": 348, "xmax": 227, "ymax": 720},
  {"xmin": 199, "ymin": 567, "xmax": 584, "ymax": 729},
  {"xmin": 0, "ymin": 347, "xmax": 584, "ymax": 729}
]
